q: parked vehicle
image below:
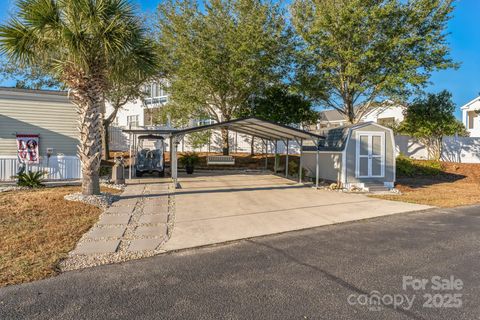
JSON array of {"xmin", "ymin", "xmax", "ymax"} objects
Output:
[{"xmin": 135, "ymin": 135, "xmax": 165, "ymax": 177}]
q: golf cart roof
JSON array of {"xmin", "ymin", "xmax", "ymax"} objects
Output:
[{"xmin": 136, "ymin": 134, "xmax": 165, "ymax": 140}]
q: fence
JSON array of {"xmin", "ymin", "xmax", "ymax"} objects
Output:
[
  {"xmin": 0, "ymin": 156, "xmax": 81, "ymax": 181},
  {"xmin": 395, "ymin": 135, "xmax": 480, "ymax": 163},
  {"xmin": 109, "ymin": 126, "xmax": 130, "ymax": 152}
]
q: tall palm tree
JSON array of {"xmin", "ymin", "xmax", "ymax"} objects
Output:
[{"xmin": 0, "ymin": 0, "xmax": 158, "ymax": 195}]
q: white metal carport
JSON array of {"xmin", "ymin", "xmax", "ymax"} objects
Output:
[{"xmin": 170, "ymin": 117, "xmax": 325, "ymax": 188}]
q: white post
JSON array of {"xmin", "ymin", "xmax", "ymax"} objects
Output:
[
  {"xmin": 132, "ymin": 133, "xmax": 137, "ymax": 178},
  {"xmin": 285, "ymin": 139, "xmax": 289, "ymax": 178},
  {"xmin": 170, "ymin": 136, "xmax": 174, "ymax": 178},
  {"xmin": 315, "ymin": 140, "xmax": 320, "ymax": 188},
  {"xmin": 129, "ymin": 133, "xmax": 132, "ymax": 180},
  {"xmin": 274, "ymin": 140, "xmax": 278, "ymax": 173},
  {"xmin": 172, "ymin": 138, "xmax": 178, "ymax": 185},
  {"xmin": 264, "ymin": 140, "xmax": 268, "ymax": 170},
  {"xmin": 299, "ymin": 139, "xmax": 303, "ymax": 183}
]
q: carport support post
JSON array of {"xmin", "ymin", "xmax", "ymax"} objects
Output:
[
  {"xmin": 274, "ymin": 140, "xmax": 278, "ymax": 173},
  {"xmin": 298, "ymin": 139, "xmax": 303, "ymax": 183},
  {"xmin": 171, "ymin": 136, "xmax": 178, "ymax": 186},
  {"xmin": 128, "ymin": 133, "xmax": 132, "ymax": 180},
  {"xmin": 315, "ymin": 140, "xmax": 320, "ymax": 188},
  {"xmin": 285, "ymin": 139, "xmax": 289, "ymax": 178},
  {"xmin": 132, "ymin": 133, "xmax": 137, "ymax": 178},
  {"xmin": 169, "ymin": 136, "xmax": 173, "ymax": 177},
  {"xmin": 264, "ymin": 139, "xmax": 268, "ymax": 170}
]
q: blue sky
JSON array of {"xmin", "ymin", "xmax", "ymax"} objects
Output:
[{"xmin": 1, "ymin": 0, "xmax": 478, "ymax": 119}]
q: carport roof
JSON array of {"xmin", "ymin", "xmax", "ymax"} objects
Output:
[{"xmin": 174, "ymin": 117, "xmax": 324, "ymax": 142}]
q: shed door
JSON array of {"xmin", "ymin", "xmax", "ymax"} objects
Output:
[{"xmin": 356, "ymin": 132, "xmax": 385, "ymax": 178}]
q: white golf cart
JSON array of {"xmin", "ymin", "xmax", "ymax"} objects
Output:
[{"xmin": 134, "ymin": 134, "xmax": 165, "ymax": 177}]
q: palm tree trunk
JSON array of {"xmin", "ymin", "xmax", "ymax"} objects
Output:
[{"xmin": 72, "ymin": 84, "xmax": 103, "ymax": 196}]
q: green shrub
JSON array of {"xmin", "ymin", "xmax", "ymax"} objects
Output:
[
  {"xmin": 396, "ymin": 155, "xmax": 443, "ymax": 177},
  {"xmin": 99, "ymin": 166, "xmax": 112, "ymax": 177},
  {"xmin": 288, "ymin": 160, "xmax": 307, "ymax": 179},
  {"xmin": 14, "ymin": 170, "xmax": 46, "ymax": 188},
  {"xmin": 179, "ymin": 152, "xmax": 200, "ymax": 167}
]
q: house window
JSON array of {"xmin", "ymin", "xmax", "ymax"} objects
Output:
[
  {"xmin": 196, "ymin": 119, "xmax": 215, "ymax": 126},
  {"xmin": 127, "ymin": 115, "xmax": 139, "ymax": 127},
  {"xmin": 468, "ymin": 111, "xmax": 478, "ymax": 129},
  {"xmin": 144, "ymin": 82, "xmax": 168, "ymax": 105},
  {"xmin": 378, "ymin": 117, "xmax": 395, "ymax": 127}
]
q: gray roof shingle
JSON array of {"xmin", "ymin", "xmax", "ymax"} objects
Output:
[{"xmin": 302, "ymin": 124, "xmax": 357, "ymax": 152}]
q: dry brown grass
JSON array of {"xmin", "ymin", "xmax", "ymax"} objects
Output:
[
  {"xmin": 373, "ymin": 162, "xmax": 480, "ymax": 208},
  {"xmin": 0, "ymin": 186, "xmax": 121, "ymax": 287}
]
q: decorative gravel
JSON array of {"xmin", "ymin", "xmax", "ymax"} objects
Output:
[
  {"xmin": 0, "ymin": 186, "xmax": 29, "ymax": 193},
  {"xmin": 59, "ymin": 183, "xmax": 175, "ymax": 271},
  {"xmin": 100, "ymin": 182, "xmax": 126, "ymax": 191},
  {"xmin": 64, "ymin": 192, "xmax": 120, "ymax": 208}
]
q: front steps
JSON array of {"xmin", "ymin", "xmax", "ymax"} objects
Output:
[{"xmin": 363, "ymin": 182, "xmax": 390, "ymax": 193}]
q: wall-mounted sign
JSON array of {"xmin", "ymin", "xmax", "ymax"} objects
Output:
[{"xmin": 16, "ymin": 134, "xmax": 39, "ymax": 164}]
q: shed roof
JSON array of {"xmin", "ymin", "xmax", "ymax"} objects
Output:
[{"xmin": 303, "ymin": 122, "xmax": 387, "ymax": 152}]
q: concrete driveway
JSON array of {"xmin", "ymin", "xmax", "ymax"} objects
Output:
[{"xmin": 163, "ymin": 172, "xmax": 431, "ymax": 251}]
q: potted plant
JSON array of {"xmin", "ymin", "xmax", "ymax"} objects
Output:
[{"xmin": 179, "ymin": 152, "xmax": 200, "ymax": 174}]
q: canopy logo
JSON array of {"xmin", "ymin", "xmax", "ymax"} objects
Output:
[
  {"xmin": 347, "ymin": 275, "xmax": 464, "ymax": 312},
  {"xmin": 347, "ymin": 291, "xmax": 415, "ymax": 312}
]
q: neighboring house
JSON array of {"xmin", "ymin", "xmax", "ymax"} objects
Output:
[
  {"xmin": 461, "ymin": 96, "xmax": 480, "ymax": 137},
  {"xmin": 314, "ymin": 101, "xmax": 406, "ymax": 130},
  {"xmin": 0, "ymin": 87, "xmax": 81, "ymax": 181},
  {"xmin": 106, "ymin": 81, "xmax": 170, "ymax": 129},
  {"xmin": 106, "ymin": 81, "xmax": 271, "ymax": 154}
]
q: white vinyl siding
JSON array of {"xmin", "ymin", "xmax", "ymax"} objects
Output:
[{"xmin": 0, "ymin": 90, "xmax": 78, "ymax": 157}]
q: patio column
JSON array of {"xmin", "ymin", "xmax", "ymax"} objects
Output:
[
  {"xmin": 285, "ymin": 139, "xmax": 289, "ymax": 178},
  {"xmin": 298, "ymin": 139, "xmax": 303, "ymax": 183}
]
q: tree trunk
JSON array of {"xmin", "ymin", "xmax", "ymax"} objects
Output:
[
  {"xmin": 250, "ymin": 137, "xmax": 255, "ymax": 155},
  {"xmin": 102, "ymin": 121, "xmax": 110, "ymax": 161},
  {"xmin": 72, "ymin": 83, "xmax": 103, "ymax": 196},
  {"xmin": 221, "ymin": 127, "xmax": 229, "ymax": 155},
  {"xmin": 347, "ymin": 104, "xmax": 356, "ymax": 124},
  {"xmin": 433, "ymin": 137, "xmax": 442, "ymax": 161}
]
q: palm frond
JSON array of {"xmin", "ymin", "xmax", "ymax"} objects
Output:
[{"xmin": 0, "ymin": 0, "xmax": 159, "ymax": 84}]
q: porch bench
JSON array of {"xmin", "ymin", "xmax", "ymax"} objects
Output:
[{"xmin": 207, "ymin": 155, "xmax": 235, "ymax": 165}]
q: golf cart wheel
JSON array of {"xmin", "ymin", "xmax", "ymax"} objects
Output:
[
  {"xmin": 159, "ymin": 170, "xmax": 165, "ymax": 177},
  {"xmin": 136, "ymin": 171, "xmax": 143, "ymax": 177}
]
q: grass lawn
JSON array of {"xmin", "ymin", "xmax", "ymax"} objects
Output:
[
  {"xmin": 0, "ymin": 186, "xmax": 121, "ymax": 287},
  {"xmin": 373, "ymin": 162, "xmax": 480, "ymax": 208}
]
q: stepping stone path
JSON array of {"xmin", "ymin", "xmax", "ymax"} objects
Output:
[{"xmin": 60, "ymin": 182, "xmax": 173, "ymax": 271}]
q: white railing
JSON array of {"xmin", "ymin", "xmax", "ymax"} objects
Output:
[{"xmin": 0, "ymin": 156, "xmax": 81, "ymax": 181}]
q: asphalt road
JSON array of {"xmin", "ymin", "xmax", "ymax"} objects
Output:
[{"xmin": 1, "ymin": 206, "xmax": 480, "ymax": 320}]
